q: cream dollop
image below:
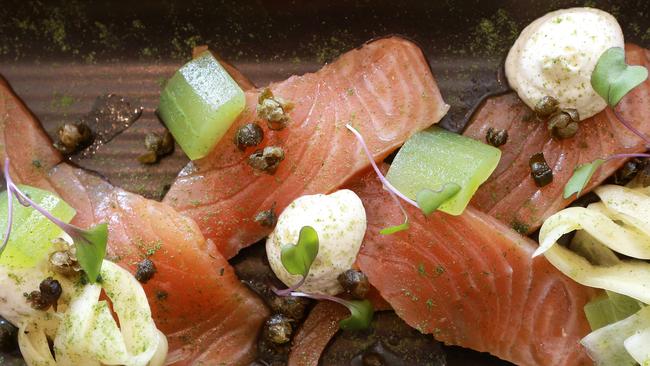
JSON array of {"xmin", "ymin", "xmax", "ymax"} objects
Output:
[
  {"xmin": 505, "ymin": 7, "xmax": 624, "ymax": 120},
  {"xmin": 266, "ymin": 189, "xmax": 367, "ymax": 296}
]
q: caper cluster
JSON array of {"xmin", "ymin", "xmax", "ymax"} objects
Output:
[
  {"xmin": 534, "ymin": 96, "xmax": 581, "ymax": 140},
  {"xmin": 257, "ymin": 88, "xmax": 292, "ymax": 131}
]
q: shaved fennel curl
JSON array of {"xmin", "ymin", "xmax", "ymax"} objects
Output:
[{"xmin": 538, "ymin": 184, "xmax": 650, "ymax": 365}]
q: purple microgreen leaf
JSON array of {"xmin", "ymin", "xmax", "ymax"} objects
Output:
[
  {"xmin": 345, "ymin": 124, "xmax": 418, "ymax": 208},
  {"xmin": 338, "ymin": 299, "xmax": 374, "ymax": 331},
  {"xmin": 280, "ymin": 226, "xmax": 319, "ymax": 277},
  {"xmin": 592, "ymin": 47, "xmax": 648, "ymax": 107},
  {"xmin": 346, "ymin": 124, "xmax": 418, "ymax": 234},
  {"xmin": 0, "ymin": 186, "xmax": 13, "ymax": 256},
  {"xmin": 2, "ymin": 158, "xmax": 107, "ymax": 282},
  {"xmin": 379, "ymin": 222, "xmax": 410, "ymax": 235},
  {"xmin": 416, "ymin": 183, "xmax": 461, "ymax": 216},
  {"xmin": 289, "ymin": 291, "xmax": 375, "ymax": 331},
  {"xmin": 563, "ymin": 159, "xmax": 605, "ymax": 199},
  {"xmin": 379, "ymin": 186, "xmax": 410, "ymax": 235},
  {"xmin": 271, "ymin": 276, "xmax": 306, "ymax": 297},
  {"xmin": 72, "ymin": 223, "xmax": 107, "ymax": 283}
]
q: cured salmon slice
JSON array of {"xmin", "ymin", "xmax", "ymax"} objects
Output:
[
  {"xmin": 163, "ymin": 36, "xmax": 450, "ymax": 259},
  {"xmin": 350, "ymin": 168, "xmax": 600, "ymax": 366},
  {"xmin": 0, "ymin": 77, "xmax": 62, "ymax": 193},
  {"xmin": 0, "ymin": 75, "xmax": 269, "ymax": 365},
  {"xmin": 463, "ymin": 44, "xmax": 650, "ymax": 234}
]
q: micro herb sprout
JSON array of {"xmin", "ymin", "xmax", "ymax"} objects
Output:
[
  {"xmin": 345, "ymin": 124, "xmax": 460, "ymax": 232},
  {"xmin": 273, "ymin": 225, "xmax": 374, "ymax": 330},
  {"xmin": 564, "ymin": 48, "xmax": 649, "ymax": 198},
  {"xmin": 1, "ymin": 158, "xmax": 107, "ymax": 282}
]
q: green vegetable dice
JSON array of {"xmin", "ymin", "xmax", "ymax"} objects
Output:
[
  {"xmin": 0, "ymin": 186, "xmax": 75, "ymax": 268},
  {"xmin": 159, "ymin": 51, "xmax": 246, "ymax": 160},
  {"xmin": 386, "ymin": 127, "xmax": 501, "ymax": 215}
]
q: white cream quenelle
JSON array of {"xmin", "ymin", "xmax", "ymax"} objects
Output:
[
  {"xmin": 267, "ymin": 189, "xmax": 367, "ymax": 296},
  {"xmin": 505, "ymin": 7, "xmax": 624, "ymax": 120}
]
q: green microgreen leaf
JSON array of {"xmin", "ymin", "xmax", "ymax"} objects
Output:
[
  {"xmin": 72, "ymin": 223, "xmax": 108, "ymax": 283},
  {"xmin": 563, "ymin": 159, "xmax": 605, "ymax": 199},
  {"xmin": 280, "ymin": 226, "xmax": 319, "ymax": 277},
  {"xmin": 416, "ymin": 183, "xmax": 461, "ymax": 216},
  {"xmin": 339, "ymin": 299, "xmax": 374, "ymax": 331},
  {"xmin": 379, "ymin": 222, "xmax": 410, "ymax": 235},
  {"xmin": 591, "ymin": 47, "xmax": 648, "ymax": 107}
]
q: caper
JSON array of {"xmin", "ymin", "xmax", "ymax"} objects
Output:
[
  {"xmin": 54, "ymin": 122, "xmax": 94, "ymax": 154},
  {"xmin": 257, "ymin": 88, "xmax": 291, "ymax": 130},
  {"xmin": 338, "ymin": 269, "xmax": 370, "ymax": 299},
  {"xmin": 547, "ymin": 110, "xmax": 580, "ymax": 140},
  {"xmin": 139, "ymin": 130, "xmax": 175, "ymax": 164},
  {"xmin": 485, "ymin": 127, "xmax": 508, "ymax": 147},
  {"xmin": 263, "ymin": 314, "xmax": 293, "ymax": 344},
  {"xmin": 49, "ymin": 238, "xmax": 81, "ymax": 277},
  {"xmin": 534, "ymin": 96, "xmax": 560, "ymax": 118},
  {"xmin": 563, "ymin": 108, "xmax": 580, "ymax": 122},
  {"xmin": 135, "ymin": 258, "xmax": 157, "ymax": 284},
  {"xmin": 529, "ymin": 152, "xmax": 553, "ymax": 187},
  {"xmin": 614, "ymin": 159, "xmax": 645, "ymax": 185},
  {"xmin": 254, "ymin": 205, "xmax": 277, "ymax": 228},
  {"xmin": 248, "ymin": 146, "xmax": 285, "ymax": 174},
  {"xmin": 269, "ymin": 295, "xmax": 310, "ymax": 320},
  {"xmin": 234, "ymin": 123, "xmax": 264, "ymax": 151},
  {"xmin": 26, "ymin": 277, "xmax": 63, "ymax": 311}
]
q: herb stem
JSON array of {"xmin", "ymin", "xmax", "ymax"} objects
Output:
[
  {"xmin": 1, "ymin": 181, "xmax": 13, "ymax": 255},
  {"xmin": 272, "ymin": 276, "xmax": 306, "ymax": 297},
  {"xmin": 613, "ymin": 109, "xmax": 650, "ymax": 146},
  {"xmin": 290, "ymin": 291, "xmax": 351, "ymax": 308},
  {"xmin": 606, "ymin": 153, "xmax": 650, "ymax": 161},
  {"xmin": 3, "ymin": 159, "xmax": 76, "ymax": 239},
  {"xmin": 345, "ymin": 124, "xmax": 418, "ymax": 208}
]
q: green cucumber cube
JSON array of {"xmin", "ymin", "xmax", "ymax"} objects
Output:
[
  {"xmin": 386, "ymin": 127, "xmax": 501, "ymax": 215},
  {"xmin": 159, "ymin": 51, "xmax": 245, "ymax": 160}
]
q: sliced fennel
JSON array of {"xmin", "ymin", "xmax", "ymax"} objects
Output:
[
  {"xmin": 54, "ymin": 261, "xmax": 161, "ymax": 366},
  {"xmin": 16, "ymin": 260, "xmax": 166, "ymax": 366},
  {"xmin": 538, "ymin": 184, "xmax": 650, "ymax": 365},
  {"xmin": 582, "ymin": 306, "xmax": 650, "ymax": 366}
]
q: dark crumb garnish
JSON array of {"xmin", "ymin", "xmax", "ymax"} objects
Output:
[
  {"xmin": 135, "ymin": 258, "xmax": 157, "ymax": 283},
  {"xmin": 529, "ymin": 152, "xmax": 553, "ymax": 187}
]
